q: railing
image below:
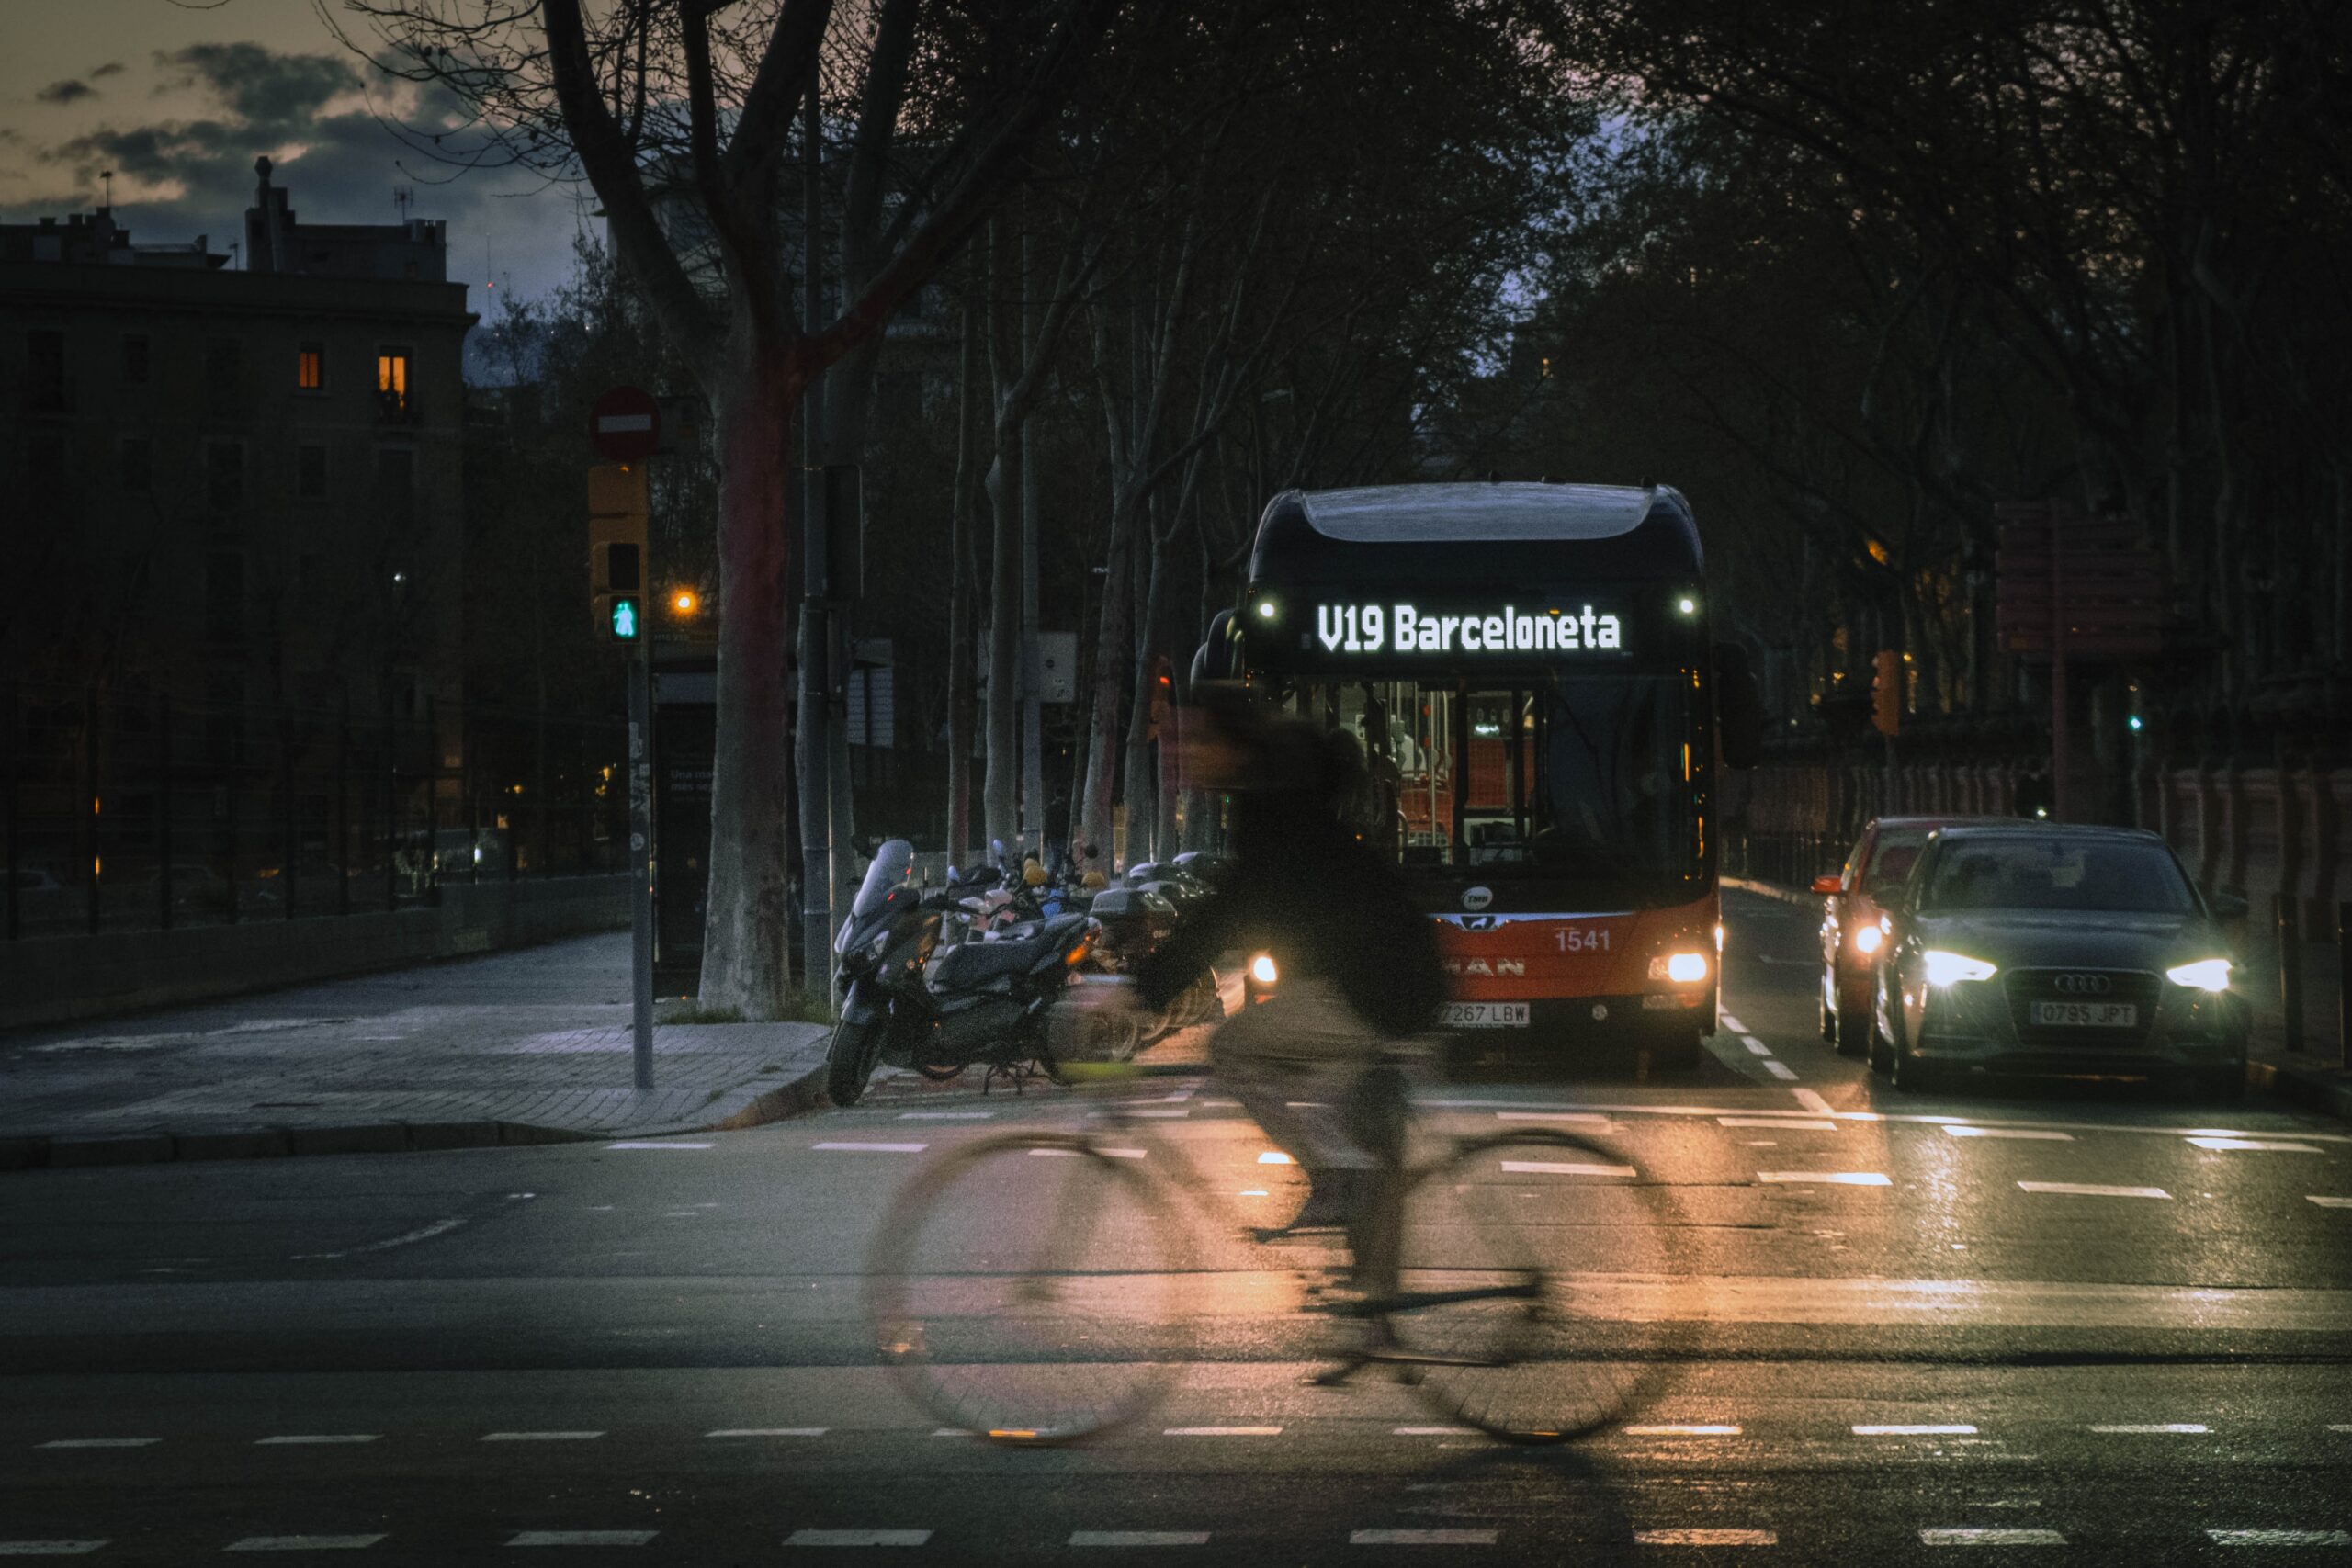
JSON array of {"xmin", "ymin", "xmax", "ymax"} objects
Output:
[{"xmin": 2, "ymin": 682, "xmax": 628, "ymax": 941}]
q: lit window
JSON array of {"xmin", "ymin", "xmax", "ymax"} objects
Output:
[
  {"xmin": 377, "ymin": 349, "xmax": 412, "ymax": 419},
  {"xmin": 298, "ymin": 342, "xmax": 324, "ymax": 391}
]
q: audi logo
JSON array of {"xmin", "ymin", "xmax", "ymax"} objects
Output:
[{"xmin": 2053, "ymin": 973, "xmax": 2113, "ymax": 995}]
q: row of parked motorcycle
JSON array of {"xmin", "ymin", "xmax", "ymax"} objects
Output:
[{"xmin": 822, "ymin": 839, "xmax": 1233, "ymax": 1107}]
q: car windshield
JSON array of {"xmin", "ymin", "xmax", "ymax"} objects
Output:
[
  {"xmin": 1295, "ymin": 675, "xmax": 1700, "ymax": 887},
  {"xmin": 1864, "ymin": 829, "xmax": 1930, "ymax": 894},
  {"xmin": 1921, "ymin": 836, "xmax": 2198, "ymax": 915}
]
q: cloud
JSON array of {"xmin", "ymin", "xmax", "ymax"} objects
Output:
[
  {"xmin": 36, "ymin": 80, "xmax": 97, "ymax": 106},
  {"xmin": 89, "ymin": 62, "xmax": 126, "ymax": 80}
]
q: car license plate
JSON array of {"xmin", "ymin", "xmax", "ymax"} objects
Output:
[
  {"xmin": 1442, "ymin": 1002, "xmax": 1530, "ymax": 1029},
  {"xmin": 2030, "ymin": 1000, "xmax": 2139, "ymax": 1028}
]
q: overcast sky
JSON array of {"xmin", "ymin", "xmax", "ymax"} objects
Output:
[{"xmin": 0, "ymin": 0, "xmax": 591, "ymax": 318}]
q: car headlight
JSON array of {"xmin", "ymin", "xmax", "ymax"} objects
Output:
[
  {"xmin": 1648, "ymin": 952, "xmax": 1710, "ymax": 984},
  {"xmin": 1852, "ymin": 923, "xmax": 1883, "ymax": 955},
  {"xmin": 1249, "ymin": 953, "xmax": 1278, "ymax": 986},
  {"xmin": 2165, "ymin": 957, "xmax": 2232, "ymax": 992},
  {"xmin": 1922, "ymin": 949, "xmax": 1998, "ymax": 987}
]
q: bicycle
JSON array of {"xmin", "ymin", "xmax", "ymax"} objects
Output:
[{"xmin": 864, "ymin": 1057, "xmax": 1674, "ymax": 1446}]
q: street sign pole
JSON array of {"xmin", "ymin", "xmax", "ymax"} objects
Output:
[
  {"xmin": 628, "ymin": 639, "xmax": 655, "ymax": 1089},
  {"xmin": 2051, "ymin": 520, "xmax": 2068, "ymax": 821}
]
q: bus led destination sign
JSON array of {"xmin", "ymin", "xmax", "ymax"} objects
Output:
[{"xmin": 1313, "ymin": 601, "xmax": 1623, "ymax": 656}]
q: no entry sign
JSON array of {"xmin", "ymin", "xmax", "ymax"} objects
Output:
[{"xmin": 589, "ymin": 385, "xmax": 662, "ymax": 461}]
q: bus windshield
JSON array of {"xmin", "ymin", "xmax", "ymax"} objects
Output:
[{"xmin": 1305, "ymin": 675, "xmax": 1701, "ymax": 888}]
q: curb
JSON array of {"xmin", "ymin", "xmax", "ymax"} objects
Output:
[
  {"xmin": 1724, "ymin": 876, "xmax": 1817, "ymax": 909},
  {"xmin": 2245, "ymin": 1055, "xmax": 2352, "ymax": 1123},
  {"xmin": 0, "ymin": 1056, "xmax": 831, "ymax": 1172}
]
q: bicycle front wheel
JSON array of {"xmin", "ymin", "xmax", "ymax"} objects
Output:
[
  {"xmin": 1382, "ymin": 1127, "xmax": 1673, "ymax": 1443},
  {"xmin": 865, "ymin": 1134, "xmax": 1188, "ymax": 1443}
]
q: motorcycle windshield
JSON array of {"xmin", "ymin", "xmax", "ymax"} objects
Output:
[{"xmin": 851, "ymin": 840, "xmax": 917, "ymax": 919}]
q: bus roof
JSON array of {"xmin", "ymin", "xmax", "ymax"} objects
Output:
[{"xmin": 1250, "ymin": 481, "xmax": 1702, "ymax": 585}]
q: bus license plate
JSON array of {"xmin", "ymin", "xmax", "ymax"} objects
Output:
[
  {"xmin": 1442, "ymin": 1002, "xmax": 1530, "ymax": 1029},
  {"xmin": 2030, "ymin": 1001, "xmax": 2138, "ymax": 1028}
]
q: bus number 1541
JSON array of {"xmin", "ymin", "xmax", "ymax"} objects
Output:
[{"xmin": 1556, "ymin": 928, "xmax": 1612, "ymax": 953}]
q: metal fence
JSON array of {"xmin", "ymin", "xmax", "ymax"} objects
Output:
[{"xmin": 3, "ymin": 682, "xmax": 629, "ymax": 941}]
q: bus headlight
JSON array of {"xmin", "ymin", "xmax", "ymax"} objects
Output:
[
  {"xmin": 1922, "ymin": 950, "xmax": 1997, "ymax": 987},
  {"xmin": 1853, "ymin": 923, "xmax": 1883, "ymax": 956},
  {"xmin": 1249, "ymin": 953, "xmax": 1278, "ymax": 986},
  {"xmin": 2165, "ymin": 957, "xmax": 2232, "ymax": 992},
  {"xmin": 1650, "ymin": 952, "xmax": 1709, "ymax": 984}
]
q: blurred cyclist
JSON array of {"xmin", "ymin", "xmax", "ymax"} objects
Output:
[{"xmin": 1130, "ymin": 687, "xmax": 1445, "ymax": 1231}]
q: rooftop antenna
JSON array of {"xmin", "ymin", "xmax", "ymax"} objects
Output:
[
  {"xmin": 393, "ymin": 185, "xmax": 413, "ymax": 224},
  {"xmin": 99, "ymin": 169, "xmax": 114, "ymax": 209}
]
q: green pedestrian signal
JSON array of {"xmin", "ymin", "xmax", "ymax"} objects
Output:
[{"xmin": 610, "ymin": 595, "xmax": 642, "ymax": 640}]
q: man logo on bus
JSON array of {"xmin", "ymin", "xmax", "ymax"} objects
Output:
[{"xmin": 1315, "ymin": 603, "xmax": 1622, "ymax": 655}]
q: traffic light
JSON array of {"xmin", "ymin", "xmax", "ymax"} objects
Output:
[
  {"xmin": 1871, "ymin": 649, "xmax": 1902, "ymax": 736},
  {"xmin": 589, "ymin": 462, "xmax": 649, "ymax": 642}
]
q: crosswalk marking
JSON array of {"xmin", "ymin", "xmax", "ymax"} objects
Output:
[
  {"xmin": 785, "ymin": 1530, "xmax": 933, "ymax": 1547},
  {"xmin": 2017, "ymin": 1182, "xmax": 2169, "ymax": 1199},
  {"xmin": 2090, "ymin": 1424, "xmax": 2208, "ymax": 1434},
  {"xmin": 1857, "ymin": 1425, "xmax": 1977, "ymax": 1436},
  {"xmin": 605, "ymin": 1142, "xmax": 711, "ymax": 1150},
  {"xmin": 2207, "ymin": 1530, "xmax": 2352, "ymax": 1547},
  {"xmin": 1069, "ymin": 1533, "xmax": 1212, "ymax": 1546},
  {"xmin": 1919, "ymin": 1528, "xmax": 2066, "ymax": 1545},
  {"xmin": 481, "ymin": 1431, "xmax": 603, "ymax": 1442},
  {"xmin": 224, "ymin": 1538, "xmax": 387, "ymax": 1552},
  {"xmin": 1625, "ymin": 1425, "xmax": 1742, "ymax": 1437},
  {"xmin": 1944, "ymin": 1126, "xmax": 2073, "ymax": 1141},
  {"xmin": 255, "ymin": 1435, "xmax": 378, "ymax": 1446},
  {"xmin": 1635, "ymin": 1529, "xmax": 1776, "ymax": 1546},
  {"xmin": 1762, "ymin": 1060, "xmax": 1800, "ymax": 1080},
  {"xmin": 1350, "ymin": 1529, "xmax": 1499, "ymax": 1545},
  {"xmin": 1500, "ymin": 1160, "xmax": 1634, "ymax": 1177},
  {"xmin": 507, "ymin": 1532, "xmax": 657, "ymax": 1547},
  {"xmin": 707, "ymin": 1428, "xmax": 827, "ymax": 1438},
  {"xmin": 1720, "ymin": 1118, "xmax": 1835, "ymax": 1130},
  {"xmin": 1164, "ymin": 1427, "xmax": 1281, "ymax": 1437},
  {"xmin": 1760, "ymin": 1171, "xmax": 1891, "ymax": 1186},
  {"xmin": 813, "ymin": 1142, "xmax": 928, "ymax": 1153}
]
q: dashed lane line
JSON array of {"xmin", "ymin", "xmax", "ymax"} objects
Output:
[
  {"xmin": 1758, "ymin": 1171, "xmax": 1891, "ymax": 1186},
  {"xmin": 1721, "ymin": 1118, "xmax": 1835, "ymax": 1131},
  {"xmin": 898, "ymin": 1112, "xmax": 992, "ymax": 1121},
  {"xmin": 785, "ymin": 1531, "xmax": 933, "ymax": 1548},
  {"xmin": 508, "ymin": 1532, "xmax": 657, "ymax": 1548},
  {"xmin": 1720, "ymin": 1014, "xmax": 1750, "ymax": 1034},
  {"xmin": 2089, "ymin": 1424, "xmax": 2208, "ymax": 1434},
  {"xmin": 480, "ymin": 1431, "xmax": 604, "ymax": 1442},
  {"xmin": 2310, "ymin": 1197, "xmax": 2352, "ymax": 1208},
  {"xmin": 1945, "ymin": 1126, "xmax": 2073, "ymax": 1141},
  {"xmin": 707, "ymin": 1428, "xmax": 827, "ymax": 1438},
  {"xmin": 811, "ymin": 1142, "xmax": 928, "ymax": 1154},
  {"xmin": 1500, "ymin": 1160, "xmax": 1636, "ymax": 1177},
  {"xmin": 1624, "ymin": 1425, "xmax": 1742, "ymax": 1437},
  {"xmin": 0, "ymin": 1547, "xmax": 107, "ymax": 1558},
  {"xmin": 2208, "ymin": 1531, "xmax": 2352, "ymax": 1548},
  {"xmin": 2017, "ymin": 1182, "xmax": 2170, "ymax": 1200},
  {"xmin": 37, "ymin": 1439, "xmax": 156, "ymax": 1450},
  {"xmin": 1635, "ymin": 1530, "xmax": 1776, "ymax": 1547},
  {"xmin": 1393, "ymin": 1427, "xmax": 1476, "ymax": 1436},
  {"xmin": 1743, "ymin": 1038, "xmax": 1773, "ymax": 1056},
  {"xmin": 1030, "ymin": 1147, "xmax": 1148, "ymax": 1160},
  {"xmin": 1494, "ymin": 1111, "xmax": 1614, "ymax": 1125},
  {"xmin": 1069, "ymin": 1533, "xmax": 1213, "ymax": 1547},
  {"xmin": 1919, "ymin": 1529, "xmax": 2066, "ymax": 1546},
  {"xmin": 606, "ymin": 1142, "xmax": 712, "ymax": 1151},
  {"xmin": 2187, "ymin": 1137, "xmax": 2324, "ymax": 1153},
  {"xmin": 1857, "ymin": 1425, "xmax": 1978, "ymax": 1437},
  {"xmin": 224, "ymin": 1538, "xmax": 387, "ymax": 1552},
  {"xmin": 1762, "ymin": 1061, "xmax": 1800, "ymax": 1081},
  {"xmin": 1427, "ymin": 1095, "xmax": 2352, "ymax": 1145},
  {"xmin": 1349, "ymin": 1530, "xmax": 1499, "ymax": 1546},
  {"xmin": 1791, "ymin": 1089, "xmax": 1836, "ymax": 1117},
  {"xmin": 1163, "ymin": 1427, "xmax": 1283, "ymax": 1437},
  {"xmin": 254, "ymin": 1435, "xmax": 379, "ymax": 1445}
]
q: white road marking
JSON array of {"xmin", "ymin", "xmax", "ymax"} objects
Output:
[
  {"xmin": 1919, "ymin": 1528, "xmax": 2065, "ymax": 1545},
  {"xmin": 1857, "ymin": 1425, "xmax": 1978, "ymax": 1436},
  {"xmin": 2017, "ymin": 1182, "xmax": 2170, "ymax": 1199},
  {"xmin": 508, "ymin": 1532, "xmax": 658, "ymax": 1547},
  {"xmin": 0, "ymin": 1547, "xmax": 108, "ymax": 1558},
  {"xmin": 255, "ymin": 1435, "xmax": 379, "ymax": 1445},
  {"xmin": 1163, "ymin": 1427, "xmax": 1282, "ymax": 1436},
  {"xmin": 1944, "ymin": 1126, "xmax": 2074, "ymax": 1141},
  {"xmin": 898, "ymin": 1112, "xmax": 992, "ymax": 1120},
  {"xmin": 2188, "ymin": 1137, "xmax": 2322, "ymax": 1153},
  {"xmin": 1719, "ymin": 1014, "xmax": 1749, "ymax": 1033},
  {"xmin": 38, "ymin": 1438, "xmax": 156, "ymax": 1449},
  {"xmin": 1760, "ymin": 1171, "xmax": 1891, "ymax": 1186},
  {"xmin": 1394, "ymin": 1427, "xmax": 1476, "ymax": 1436},
  {"xmin": 1720, "ymin": 1118, "xmax": 1835, "ymax": 1131},
  {"xmin": 1068, "ymin": 1533, "xmax": 1212, "ymax": 1547},
  {"xmin": 812, "ymin": 1142, "xmax": 927, "ymax": 1153},
  {"xmin": 1030, "ymin": 1147, "xmax": 1147, "ymax": 1159},
  {"xmin": 785, "ymin": 1530, "xmax": 933, "ymax": 1547},
  {"xmin": 1494, "ymin": 1111, "xmax": 1614, "ymax": 1124},
  {"xmin": 1624, "ymin": 1425, "xmax": 1742, "ymax": 1437},
  {"xmin": 292, "ymin": 1216, "xmax": 468, "ymax": 1261},
  {"xmin": 1422, "ymin": 1096, "xmax": 2352, "ymax": 1144},
  {"xmin": 1500, "ymin": 1160, "xmax": 1635, "ymax": 1178},
  {"xmin": 606, "ymin": 1142, "xmax": 711, "ymax": 1150},
  {"xmin": 481, "ymin": 1431, "xmax": 603, "ymax": 1442},
  {"xmin": 930, "ymin": 1428, "xmax": 969, "ymax": 1438},
  {"xmin": 2090, "ymin": 1424, "xmax": 2208, "ymax": 1434},
  {"xmin": 1129, "ymin": 1110, "xmax": 1192, "ymax": 1119},
  {"xmin": 2309, "ymin": 1197, "xmax": 2352, "ymax": 1208},
  {"xmin": 1762, "ymin": 1061, "xmax": 1800, "ymax": 1081},
  {"xmin": 1256, "ymin": 1151, "xmax": 1294, "ymax": 1165},
  {"xmin": 707, "ymin": 1428, "xmax": 828, "ymax": 1438},
  {"xmin": 1743, "ymin": 1038, "xmax": 1773, "ymax": 1056},
  {"xmin": 1350, "ymin": 1530, "xmax": 1498, "ymax": 1546},
  {"xmin": 1634, "ymin": 1529, "xmax": 1776, "ymax": 1546},
  {"xmin": 225, "ymin": 1538, "xmax": 387, "ymax": 1552},
  {"xmin": 1792, "ymin": 1088, "xmax": 1836, "ymax": 1116},
  {"xmin": 2208, "ymin": 1530, "xmax": 2352, "ymax": 1547}
]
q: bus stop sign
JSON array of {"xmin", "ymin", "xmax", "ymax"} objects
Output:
[{"xmin": 590, "ymin": 385, "xmax": 662, "ymax": 461}]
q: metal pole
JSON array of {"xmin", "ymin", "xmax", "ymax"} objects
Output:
[
  {"xmin": 1019, "ymin": 231, "xmax": 1043, "ymax": 863},
  {"xmin": 156, "ymin": 696, "xmax": 172, "ymax": 931},
  {"xmin": 797, "ymin": 77, "xmax": 837, "ymax": 1004},
  {"xmin": 2278, "ymin": 892, "xmax": 2304, "ymax": 1055},
  {"xmin": 2050, "ymin": 515, "xmax": 2067, "ymax": 821},
  {"xmin": 2337, "ymin": 900, "xmax": 2349, "ymax": 1071},
  {"xmin": 629, "ymin": 644, "xmax": 656, "ymax": 1089}
]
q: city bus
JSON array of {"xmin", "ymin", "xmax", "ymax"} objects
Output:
[{"xmin": 1202, "ymin": 481, "xmax": 1758, "ymax": 1067}]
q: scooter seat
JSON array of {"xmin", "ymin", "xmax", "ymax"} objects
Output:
[{"xmin": 931, "ymin": 914, "xmax": 1088, "ymax": 987}]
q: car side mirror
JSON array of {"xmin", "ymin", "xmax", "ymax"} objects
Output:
[
  {"xmin": 1810, "ymin": 874, "xmax": 1844, "ymax": 896},
  {"xmin": 2208, "ymin": 890, "xmax": 2248, "ymax": 922}
]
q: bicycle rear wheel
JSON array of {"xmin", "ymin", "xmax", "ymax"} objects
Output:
[
  {"xmin": 1381, "ymin": 1127, "xmax": 1673, "ymax": 1443},
  {"xmin": 865, "ymin": 1134, "xmax": 1187, "ymax": 1443}
]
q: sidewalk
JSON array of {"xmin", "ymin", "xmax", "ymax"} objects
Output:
[
  {"xmin": 1723, "ymin": 876, "xmax": 2352, "ymax": 1122},
  {"xmin": 0, "ymin": 932, "xmax": 831, "ymax": 1170}
]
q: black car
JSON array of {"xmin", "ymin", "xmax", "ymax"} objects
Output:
[{"xmin": 1872, "ymin": 824, "xmax": 2249, "ymax": 1098}]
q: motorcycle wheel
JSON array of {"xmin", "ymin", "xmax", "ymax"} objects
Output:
[{"xmin": 825, "ymin": 1014, "xmax": 888, "ymax": 1107}]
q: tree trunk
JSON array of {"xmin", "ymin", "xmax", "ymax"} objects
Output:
[
  {"xmin": 944, "ymin": 296, "xmax": 978, "ymax": 868},
  {"xmin": 697, "ymin": 346, "xmax": 800, "ymax": 1019},
  {"xmin": 1121, "ymin": 526, "xmax": 1167, "ymax": 863},
  {"xmin": 1079, "ymin": 500, "xmax": 1136, "ymax": 866},
  {"xmin": 982, "ymin": 428, "xmax": 1023, "ymax": 858}
]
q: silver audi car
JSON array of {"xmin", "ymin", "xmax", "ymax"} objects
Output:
[{"xmin": 1871, "ymin": 824, "xmax": 2249, "ymax": 1098}]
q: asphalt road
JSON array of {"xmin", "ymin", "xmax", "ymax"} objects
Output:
[{"xmin": 3, "ymin": 889, "xmax": 2348, "ymax": 1564}]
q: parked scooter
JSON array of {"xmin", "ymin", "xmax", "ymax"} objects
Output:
[{"xmin": 824, "ymin": 840, "xmax": 1102, "ymax": 1108}]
